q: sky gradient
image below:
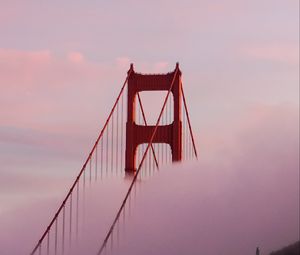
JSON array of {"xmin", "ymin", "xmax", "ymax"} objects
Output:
[{"xmin": 0, "ymin": 0, "xmax": 299, "ymax": 254}]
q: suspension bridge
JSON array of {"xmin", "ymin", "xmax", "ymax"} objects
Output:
[{"xmin": 30, "ymin": 63, "xmax": 198, "ymax": 255}]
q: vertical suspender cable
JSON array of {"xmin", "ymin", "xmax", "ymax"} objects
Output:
[
  {"xmin": 162, "ymin": 104, "xmax": 165, "ymax": 165},
  {"xmin": 181, "ymin": 83, "xmax": 198, "ymax": 159},
  {"xmin": 95, "ymin": 145, "xmax": 98, "ymax": 180},
  {"xmin": 165, "ymin": 99, "xmax": 168, "ymax": 163},
  {"xmin": 116, "ymin": 102, "xmax": 119, "ymax": 172},
  {"xmin": 137, "ymin": 102, "xmax": 141, "ymax": 165},
  {"xmin": 82, "ymin": 169, "xmax": 86, "ymax": 233},
  {"xmin": 89, "ymin": 156, "xmax": 92, "ymax": 184},
  {"xmin": 69, "ymin": 193, "xmax": 72, "ymax": 247},
  {"xmin": 189, "ymin": 132, "xmax": 192, "ymax": 159},
  {"xmin": 184, "ymin": 107, "xmax": 189, "ymax": 160},
  {"xmin": 30, "ymin": 72, "xmax": 132, "ymax": 255},
  {"xmin": 97, "ymin": 67, "xmax": 179, "ymax": 255},
  {"xmin": 76, "ymin": 182, "xmax": 79, "ymax": 241},
  {"xmin": 83, "ymin": 166, "xmax": 86, "ymax": 192},
  {"xmin": 148, "ymin": 146, "xmax": 151, "ymax": 175},
  {"xmin": 62, "ymin": 205, "xmax": 65, "ymax": 254},
  {"xmin": 47, "ymin": 231, "xmax": 50, "ymax": 255},
  {"xmin": 182, "ymin": 107, "xmax": 185, "ymax": 160},
  {"xmin": 169, "ymin": 97, "xmax": 171, "ymax": 162},
  {"xmin": 55, "ymin": 218, "xmax": 58, "ymax": 255},
  {"xmin": 187, "ymin": 129, "xmax": 190, "ymax": 160},
  {"xmin": 106, "ymin": 126, "xmax": 109, "ymax": 175},
  {"xmin": 100, "ymin": 138, "xmax": 103, "ymax": 178},
  {"xmin": 111, "ymin": 111, "xmax": 114, "ymax": 173},
  {"xmin": 121, "ymin": 92, "xmax": 124, "ymax": 171}
]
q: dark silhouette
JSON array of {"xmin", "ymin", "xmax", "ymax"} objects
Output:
[
  {"xmin": 256, "ymin": 247, "xmax": 260, "ymax": 255},
  {"xmin": 269, "ymin": 241, "xmax": 300, "ymax": 255}
]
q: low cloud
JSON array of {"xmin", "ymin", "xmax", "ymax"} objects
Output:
[
  {"xmin": 240, "ymin": 43, "xmax": 299, "ymax": 65},
  {"xmin": 0, "ymin": 103, "xmax": 298, "ymax": 255}
]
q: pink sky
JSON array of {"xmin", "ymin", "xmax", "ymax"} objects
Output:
[{"xmin": 0, "ymin": 0, "xmax": 299, "ymax": 254}]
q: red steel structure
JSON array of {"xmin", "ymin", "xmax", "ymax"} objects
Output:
[
  {"xmin": 125, "ymin": 63, "xmax": 182, "ymax": 172},
  {"xmin": 30, "ymin": 63, "xmax": 197, "ymax": 255}
]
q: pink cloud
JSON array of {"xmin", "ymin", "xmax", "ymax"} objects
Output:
[
  {"xmin": 116, "ymin": 57, "xmax": 131, "ymax": 69},
  {"xmin": 0, "ymin": 48, "xmax": 179, "ymax": 139},
  {"xmin": 153, "ymin": 61, "xmax": 169, "ymax": 73},
  {"xmin": 240, "ymin": 43, "xmax": 299, "ymax": 65},
  {"xmin": 0, "ymin": 48, "xmax": 102, "ymax": 90},
  {"xmin": 0, "ymin": 48, "xmax": 113, "ymax": 128},
  {"xmin": 67, "ymin": 51, "xmax": 84, "ymax": 63},
  {"xmin": 0, "ymin": 49, "xmax": 52, "ymax": 89},
  {"xmin": 0, "ymin": 49, "xmax": 51, "ymax": 63},
  {"xmin": 197, "ymin": 103, "xmax": 299, "ymax": 164},
  {"xmin": 130, "ymin": 61, "xmax": 173, "ymax": 74},
  {"xmin": 115, "ymin": 58, "xmax": 170, "ymax": 73}
]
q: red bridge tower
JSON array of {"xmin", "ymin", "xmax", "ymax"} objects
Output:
[{"xmin": 125, "ymin": 63, "xmax": 182, "ymax": 172}]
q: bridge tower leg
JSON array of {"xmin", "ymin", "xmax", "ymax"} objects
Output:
[{"xmin": 125, "ymin": 63, "xmax": 182, "ymax": 173}]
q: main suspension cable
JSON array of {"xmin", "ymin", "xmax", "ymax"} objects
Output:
[
  {"xmin": 30, "ymin": 69, "xmax": 132, "ymax": 255},
  {"xmin": 97, "ymin": 67, "xmax": 179, "ymax": 255},
  {"xmin": 137, "ymin": 93, "xmax": 159, "ymax": 169}
]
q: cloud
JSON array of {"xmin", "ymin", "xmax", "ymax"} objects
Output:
[
  {"xmin": 196, "ymin": 103, "xmax": 299, "ymax": 167},
  {"xmin": 0, "ymin": 103, "xmax": 298, "ymax": 255},
  {"xmin": 240, "ymin": 43, "xmax": 299, "ymax": 65},
  {"xmin": 116, "ymin": 57, "xmax": 131, "ymax": 69},
  {"xmin": 0, "ymin": 125, "xmax": 87, "ymax": 159},
  {"xmin": 67, "ymin": 51, "xmax": 84, "ymax": 63},
  {"xmin": 116, "ymin": 103, "xmax": 299, "ymax": 255},
  {"xmin": 0, "ymin": 48, "xmax": 51, "ymax": 63},
  {"xmin": 153, "ymin": 61, "xmax": 169, "ymax": 73},
  {"xmin": 0, "ymin": 48, "xmax": 103, "ymax": 89},
  {"xmin": 0, "ymin": 48, "xmax": 115, "ymax": 135},
  {"xmin": 0, "ymin": 48, "xmax": 177, "ymax": 133},
  {"xmin": 0, "ymin": 49, "xmax": 52, "ymax": 89}
]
